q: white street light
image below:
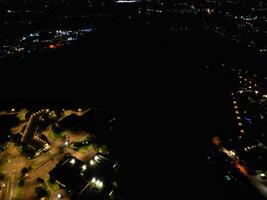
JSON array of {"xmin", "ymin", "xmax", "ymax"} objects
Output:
[
  {"xmin": 98, "ymin": 181, "xmax": 103, "ymax": 188},
  {"xmin": 90, "ymin": 160, "xmax": 95, "ymax": 166},
  {"xmin": 82, "ymin": 165, "xmax": 87, "ymax": 170},
  {"xmin": 70, "ymin": 158, "xmax": 75, "ymax": 165},
  {"xmin": 57, "ymin": 193, "xmax": 62, "ymax": 199},
  {"xmin": 94, "ymin": 155, "xmax": 100, "ymax": 162}
]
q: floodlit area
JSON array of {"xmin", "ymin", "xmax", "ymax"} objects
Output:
[
  {"xmin": 0, "ymin": 107, "xmax": 119, "ymax": 200},
  {"xmin": 208, "ymin": 66, "xmax": 267, "ymax": 199}
]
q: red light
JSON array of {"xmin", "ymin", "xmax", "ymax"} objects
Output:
[
  {"xmin": 48, "ymin": 44, "xmax": 56, "ymax": 49},
  {"xmin": 234, "ymin": 162, "xmax": 248, "ymax": 176}
]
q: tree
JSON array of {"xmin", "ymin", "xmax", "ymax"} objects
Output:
[
  {"xmin": 36, "ymin": 177, "xmax": 44, "ymax": 183},
  {"xmin": 48, "ymin": 177, "xmax": 55, "ymax": 184},
  {"xmin": 35, "ymin": 186, "xmax": 48, "ymax": 199},
  {"xmin": 18, "ymin": 178, "xmax": 25, "ymax": 187},
  {"xmin": 21, "ymin": 167, "xmax": 31, "ymax": 175},
  {"xmin": 0, "ymin": 172, "xmax": 5, "ymax": 181}
]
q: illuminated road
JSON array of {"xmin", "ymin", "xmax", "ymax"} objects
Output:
[
  {"xmin": 248, "ymin": 174, "xmax": 267, "ymax": 198},
  {"xmin": 232, "ymin": 73, "xmax": 267, "ymax": 197},
  {"xmin": 0, "ymin": 143, "xmax": 27, "ymax": 200},
  {"xmin": 0, "ymin": 172, "xmax": 18, "ymax": 200},
  {"xmin": 0, "ymin": 109, "xmax": 97, "ymax": 200},
  {"xmin": 21, "ymin": 131, "xmax": 96, "ymax": 200},
  {"xmin": 6, "ymin": 173, "xmax": 15, "ymax": 200}
]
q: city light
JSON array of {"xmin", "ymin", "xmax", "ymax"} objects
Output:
[
  {"xmin": 44, "ymin": 143, "xmax": 50, "ymax": 149},
  {"xmin": 91, "ymin": 177, "xmax": 96, "ymax": 183},
  {"xmin": 48, "ymin": 44, "xmax": 57, "ymax": 49},
  {"xmin": 94, "ymin": 155, "xmax": 100, "ymax": 162},
  {"xmin": 116, "ymin": 0, "xmax": 140, "ymax": 3},
  {"xmin": 98, "ymin": 181, "xmax": 103, "ymax": 188},
  {"xmin": 90, "ymin": 160, "xmax": 95, "ymax": 166},
  {"xmin": 57, "ymin": 193, "xmax": 62, "ymax": 199},
  {"xmin": 90, "ymin": 177, "xmax": 104, "ymax": 189},
  {"xmin": 95, "ymin": 179, "xmax": 103, "ymax": 188},
  {"xmin": 82, "ymin": 164, "xmax": 87, "ymax": 170},
  {"xmin": 11, "ymin": 108, "xmax": 15, "ymax": 112},
  {"xmin": 70, "ymin": 158, "xmax": 75, "ymax": 164}
]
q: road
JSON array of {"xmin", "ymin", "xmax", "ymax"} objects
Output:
[
  {"xmin": 6, "ymin": 173, "xmax": 15, "ymax": 200},
  {"xmin": 249, "ymin": 175, "xmax": 267, "ymax": 198},
  {"xmin": 223, "ymin": 72, "xmax": 267, "ymax": 198},
  {"xmin": 20, "ymin": 127, "xmax": 96, "ymax": 200},
  {"xmin": 0, "ymin": 110, "xmax": 97, "ymax": 200},
  {"xmin": 0, "ymin": 143, "xmax": 27, "ymax": 200}
]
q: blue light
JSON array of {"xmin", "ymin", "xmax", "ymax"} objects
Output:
[{"xmin": 244, "ymin": 116, "xmax": 251, "ymax": 121}]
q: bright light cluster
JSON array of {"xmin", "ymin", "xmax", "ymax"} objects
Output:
[{"xmin": 91, "ymin": 177, "xmax": 104, "ymax": 189}]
